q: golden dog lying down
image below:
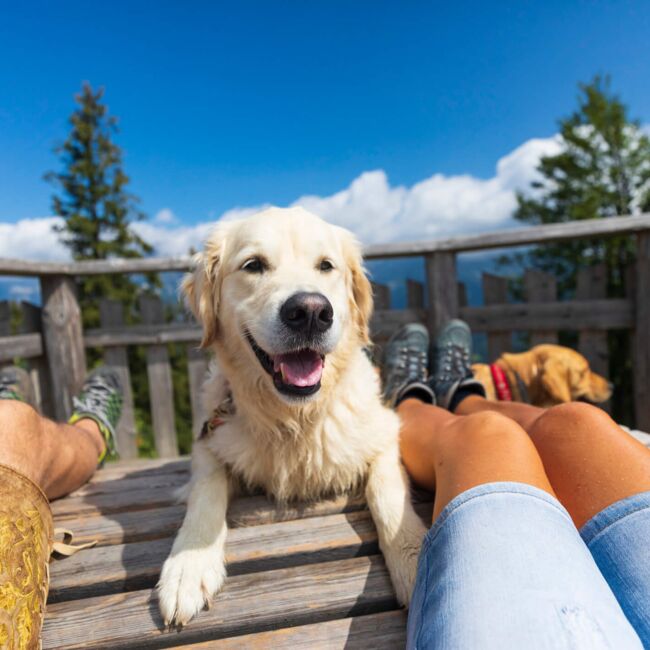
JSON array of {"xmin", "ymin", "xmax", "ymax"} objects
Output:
[
  {"xmin": 157, "ymin": 207, "xmax": 426, "ymax": 626},
  {"xmin": 472, "ymin": 344, "xmax": 612, "ymax": 407}
]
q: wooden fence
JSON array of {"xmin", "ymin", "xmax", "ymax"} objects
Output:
[{"xmin": 1, "ymin": 213, "xmax": 649, "ymax": 457}]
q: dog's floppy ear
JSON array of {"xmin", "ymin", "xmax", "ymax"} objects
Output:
[
  {"xmin": 337, "ymin": 227, "xmax": 373, "ymax": 344},
  {"xmin": 540, "ymin": 357, "xmax": 572, "ymax": 403},
  {"xmin": 181, "ymin": 227, "xmax": 226, "ymax": 349}
]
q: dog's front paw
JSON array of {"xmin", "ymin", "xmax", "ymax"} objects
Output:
[
  {"xmin": 384, "ymin": 524, "xmax": 426, "ymax": 607},
  {"xmin": 157, "ymin": 549, "xmax": 226, "ymax": 627}
]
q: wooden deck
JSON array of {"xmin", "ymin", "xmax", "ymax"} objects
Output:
[{"xmin": 43, "ymin": 458, "xmax": 428, "ymax": 649}]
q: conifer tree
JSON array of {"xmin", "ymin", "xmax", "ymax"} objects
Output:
[{"xmin": 46, "ymin": 83, "xmax": 155, "ymax": 327}]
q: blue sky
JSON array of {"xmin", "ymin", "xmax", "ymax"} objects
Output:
[{"xmin": 2, "ymin": 0, "xmax": 649, "ymax": 241}]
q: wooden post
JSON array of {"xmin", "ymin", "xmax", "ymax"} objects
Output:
[
  {"xmin": 139, "ymin": 295, "xmax": 178, "ymax": 457},
  {"xmin": 40, "ymin": 276, "xmax": 86, "ymax": 421},
  {"xmin": 425, "ymin": 252, "xmax": 458, "ymax": 337},
  {"xmin": 20, "ymin": 302, "xmax": 53, "ymax": 416},
  {"xmin": 482, "ymin": 273, "xmax": 511, "ymax": 361},
  {"xmin": 370, "ymin": 282, "xmax": 390, "ymax": 310},
  {"xmin": 634, "ymin": 232, "xmax": 650, "ymax": 432},
  {"xmin": 524, "ymin": 269, "xmax": 558, "ymax": 346},
  {"xmin": 406, "ymin": 280, "xmax": 424, "ymax": 309},
  {"xmin": 457, "ymin": 282, "xmax": 468, "ymax": 309},
  {"xmin": 187, "ymin": 346, "xmax": 208, "ymax": 438},
  {"xmin": 577, "ymin": 264, "xmax": 609, "ymax": 378},
  {"xmin": 100, "ymin": 300, "xmax": 138, "ymax": 458},
  {"xmin": 0, "ymin": 301, "xmax": 9, "ymax": 369}
]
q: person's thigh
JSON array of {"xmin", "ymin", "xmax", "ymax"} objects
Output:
[
  {"xmin": 581, "ymin": 490, "xmax": 650, "ymax": 647},
  {"xmin": 407, "ymin": 482, "xmax": 642, "ymax": 650}
]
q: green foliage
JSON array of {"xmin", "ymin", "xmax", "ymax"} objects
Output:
[
  {"xmin": 511, "ymin": 76, "xmax": 650, "ymax": 425},
  {"xmin": 45, "ymin": 83, "xmax": 157, "ymax": 328}
]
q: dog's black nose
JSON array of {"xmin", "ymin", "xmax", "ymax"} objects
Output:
[{"xmin": 280, "ymin": 292, "xmax": 334, "ymax": 336}]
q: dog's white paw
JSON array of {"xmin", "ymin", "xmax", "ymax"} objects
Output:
[
  {"xmin": 157, "ymin": 548, "xmax": 226, "ymax": 626},
  {"xmin": 384, "ymin": 524, "xmax": 426, "ymax": 607}
]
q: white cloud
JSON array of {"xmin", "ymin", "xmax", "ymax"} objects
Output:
[{"xmin": 0, "ymin": 135, "xmax": 562, "ymax": 260}]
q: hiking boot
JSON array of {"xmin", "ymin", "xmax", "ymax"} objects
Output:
[
  {"xmin": 0, "ymin": 365, "xmax": 35, "ymax": 406},
  {"xmin": 382, "ymin": 323, "xmax": 435, "ymax": 407},
  {"xmin": 68, "ymin": 367, "xmax": 123, "ymax": 463},
  {"xmin": 428, "ymin": 319, "xmax": 485, "ymax": 411}
]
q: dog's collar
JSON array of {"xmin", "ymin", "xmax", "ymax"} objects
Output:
[
  {"xmin": 489, "ymin": 362, "xmax": 530, "ymax": 404},
  {"xmin": 198, "ymin": 391, "xmax": 235, "ymax": 440}
]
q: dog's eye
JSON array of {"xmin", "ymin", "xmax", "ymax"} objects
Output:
[
  {"xmin": 319, "ymin": 259, "xmax": 334, "ymax": 272},
  {"xmin": 242, "ymin": 257, "xmax": 265, "ymax": 273}
]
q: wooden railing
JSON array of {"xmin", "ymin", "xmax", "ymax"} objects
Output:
[{"xmin": 1, "ymin": 213, "xmax": 649, "ymax": 457}]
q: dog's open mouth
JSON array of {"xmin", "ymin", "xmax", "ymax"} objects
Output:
[{"xmin": 246, "ymin": 332, "xmax": 324, "ymax": 397}]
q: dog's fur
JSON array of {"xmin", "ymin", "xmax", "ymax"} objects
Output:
[
  {"xmin": 157, "ymin": 207, "xmax": 426, "ymax": 626},
  {"xmin": 472, "ymin": 344, "xmax": 612, "ymax": 407}
]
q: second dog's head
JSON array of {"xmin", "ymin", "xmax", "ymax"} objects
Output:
[{"xmin": 182, "ymin": 207, "xmax": 372, "ymax": 404}]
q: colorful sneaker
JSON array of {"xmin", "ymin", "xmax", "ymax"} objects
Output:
[
  {"xmin": 381, "ymin": 323, "xmax": 435, "ymax": 407},
  {"xmin": 68, "ymin": 367, "xmax": 123, "ymax": 463},
  {"xmin": 428, "ymin": 319, "xmax": 486, "ymax": 411},
  {"xmin": 0, "ymin": 365, "xmax": 34, "ymax": 405}
]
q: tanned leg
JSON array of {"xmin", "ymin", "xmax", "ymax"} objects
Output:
[
  {"xmin": 425, "ymin": 395, "xmax": 650, "ymax": 529},
  {"xmin": 397, "ymin": 398, "xmax": 554, "ymax": 521},
  {"xmin": 0, "ymin": 400, "xmax": 105, "ymax": 500}
]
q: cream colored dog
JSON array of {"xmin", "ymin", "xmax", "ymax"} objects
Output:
[{"xmin": 157, "ymin": 206, "xmax": 426, "ymax": 626}]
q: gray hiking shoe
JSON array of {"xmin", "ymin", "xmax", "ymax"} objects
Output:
[
  {"xmin": 428, "ymin": 319, "xmax": 486, "ymax": 411},
  {"xmin": 382, "ymin": 323, "xmax": 435, "ymax": 407},
  {"xmin": 69, "ymin": 367, "xmax": 123, "ymax": 463},
  {"xmin": 0, "ymin": 366, "xmax": 35, "ymax": 406}
]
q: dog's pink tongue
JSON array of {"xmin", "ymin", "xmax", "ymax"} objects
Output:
[{"xmin": 274, "ymin": 350, "xmax": 324, "ymax": 387}]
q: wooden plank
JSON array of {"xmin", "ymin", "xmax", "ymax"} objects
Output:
[
  {"xmin": 40, "ymin": 275, "xmax": 86, "ymax": 420},
  {"xmin": 406, "ymin": 279, "xmax": 424, "ymax": 308},
  {"xmin": 0, "ymin": 332, "xmax": 42, "ymax": 363},
  {"xmin": 457, "ymin": 282, "xmax": 467, "ymax": 308},
  {"xmin": 362, "ymin": 213, "xmax": 650, "ymax": 259},
  {"xmin": 425, "ymin": 252, "xmax": 458, "ymax": 336},
  {"xmin": 58, "ymin": 493, "xmax": 368, "ymax": 547},
  {"xmin": 187, "ymin": 346, "xmax": 208, "ymax": 438},
  {"xmin": 42, "ymin": 556, "xmax": 397, "ymax": 649},
  {"xmin": 371, "ymin": 282, "xmax": 390, "ymax": 310},
  {"xmin": 0, "ymin": 300, "xmax": 9, "ymax": 336},
  {"xmin": 460, "ymin": 299, "xmax": 632, "ymax": 332},
  {"xmin": 49, "ymin": 510, "xmax": 380, "ymax": 602},
  {"xmin": 140, "ymin": 295, "xmax": 179, "ymax": 458},
  {"xmin": 634, "ymin": 232, "xmax": 650, "ymax": 432},
  {"xmin": 92, "ymin": 458, "xmax": 190, "ymax": 480},
  {"xmin": 576, "ymin": 264, "xmax": 609, "ymax": 378},
  {"xmin": 100, "ymin": 300, "xmax": 138, "ymax": 458},
  {"xmin": 370, "ymin": 308, "xmax": 427, "ymax": 338},
  {"xmin": 85, "ymin": 323, "xmax": 202, "ymax": 348},
  {"xmin": 170, "ymin": 611, "xmax": 408, "ymax": 650},
  {"xmin": 19, "ymin": 302, "xmax": 53, "ymax": 415},
  {"xmin": 482, "ymin": 273, "xmax": 511, "ymax": 361},
  {"xmin": 525, "ymin": 270, "xmax": 558, "ymax": 345}
]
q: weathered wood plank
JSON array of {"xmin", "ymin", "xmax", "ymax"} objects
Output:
[
  {"xmin": 55, "ymin": 493, "xmax": 369, "ymax": 547},
  {"xmin": 525, "ymin": 269, "xmax": 558, "ymax": 345},
  {"xmin": 42, "ymin": 556, "xmax": 397, "ymax": 649},
  {"xmin": 371, "ymin": 308, "xmax": 427, "ymax": 338},
  {"xmin": 0, "ymin": 301, "xmax": 9, "ymax": 369},
  {"xmin": 371, "ymin": 282, "xmax": 390, "ymax": 310},
  {"xmin": 171, "ymin": 610, "xmax": 408, "ymax": 650},
  {"xmin": 425, "ymin": 251, "xmax": 458, "ymax": 336},
  {"xmin": 0, "ymin": 332, "xmax": 42, "ymax": 363},
  {"xmin": 49, "ymin": 510, "xmax": 380, "ymax": 602},
  {"xmin": 85, "ymin": 323, "xmax": 202, "ymax": 348},
  {"xmin": 187, "ymin": 346, "xmax": 208, "ymax": 438},
  {"xmin": 100, "ymin": 300, "xmax": 138, "ymax": 458},
  {"xmin": 19, "ymin": 302, "xmax": 52, "ymax": 415},
  {"xmin": 40, "ymin": 275, "xmax": 86, "ymax": 420},
  {"xmin": 577, "ymin": 264, "xmax": 609, "ymax": 378},
  {"xmin": 406, "ymin": 279, "xmax": 424, "ymax": 309},
  {"xmin": 482, "ymin": 273, "xmax": 510, "ymax": 361},
  {"xmin": 140, "ymin": 295, "xmax": 179, "ymax": 458},
  {"xmin": 91, "ymin": 458, "xmax": 190, "ymax": 481},
  {"xmin": 460, "ymin": 299, "xmax": 632, "ymax": 332},
  {"xmin": 634, "ymin": 232, "xmax": 650, "ymax": 432},
  {"xmin": 457, "ymin": 282, "xmax": 467, "ymax": 308}
]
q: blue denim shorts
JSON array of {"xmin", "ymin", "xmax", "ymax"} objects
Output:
[{"xmin": 407, "ymin": 483, "xmax": 650, "ymax": 649}]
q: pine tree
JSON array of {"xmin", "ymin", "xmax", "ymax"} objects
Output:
[
  {"xmin": 46, "ymin": 83, "xmax": 155, "ymax": 327},
  {"xmin": 514, "ymin": 76, "xmax": 650, "ymax": 298}
]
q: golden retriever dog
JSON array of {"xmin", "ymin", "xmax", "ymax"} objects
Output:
[
  {"xmin": 472, "ymin": 344, "xmax": 612, "ymax": 407},
  {"xmin": 157, "ymin": 206, "xmax": 426, "ymax": 626}
]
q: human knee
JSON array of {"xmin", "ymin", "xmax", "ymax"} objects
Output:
[
  {"xmin": 457, "ymin": 411, "xmax": 530, "ymax": 447},
  {"xmin": 529, "ymin": 401, "xmax": 612, "ymax": 444},
  {"xmin": 0, "ymin": 400, "xmax": 43, "ymax": 447}
]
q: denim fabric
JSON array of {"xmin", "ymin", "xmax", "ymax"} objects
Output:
[
  {"xmin": 580, "ymin": 490, "xmax": 650, "ymax": 647},
  {"xmin": 406, "ymin": 482, "xmax": 643, "ymax": 649}
]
